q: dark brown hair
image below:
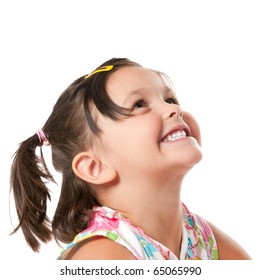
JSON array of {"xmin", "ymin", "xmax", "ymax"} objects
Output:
[{"xmin": 10, "ymin": 58, "xmax": 141, "ymax": 252}]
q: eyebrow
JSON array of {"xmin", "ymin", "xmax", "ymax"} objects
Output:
[
  {"xmin": 128, "ymin": 86, "xmax": 175, "ymax": 96},
  {"xmin": 121, "ymin": 90, "xmax": 142, "ymax": 107}
]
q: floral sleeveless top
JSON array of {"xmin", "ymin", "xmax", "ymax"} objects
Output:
[{"xmin": 58, "ymin": 203, "xmax": 219, "ymax": 260}]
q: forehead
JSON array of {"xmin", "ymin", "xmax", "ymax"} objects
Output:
[{"xmin": 106, "ymin": 66, "xmax": 172, "ymax": 95}]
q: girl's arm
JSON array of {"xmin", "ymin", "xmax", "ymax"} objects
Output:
[
  {"xmin": 208, "ymin": 222, "xmax": 251, "ymax": 260},
  {"xmin": 66, "ymin": 236, "xmax": 136, "ymax": 260}
]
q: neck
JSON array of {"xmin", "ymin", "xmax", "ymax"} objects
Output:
[{"xmin": 98, "ymin": 175, "xmax": 185, "ymax": 258}]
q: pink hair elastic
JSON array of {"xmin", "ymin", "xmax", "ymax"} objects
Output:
[{"xmin": 35, "ymin": 129, "xmax": 50, "ymax": 146}]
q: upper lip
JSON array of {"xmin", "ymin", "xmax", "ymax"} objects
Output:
[{"xmin": 160, "ymin": 123, "xmax": 191, "ymax": 142}]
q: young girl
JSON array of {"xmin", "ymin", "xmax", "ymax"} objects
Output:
[{"xmin": 10, "ymin": 58, "xmax": 251, "ymax": 260}]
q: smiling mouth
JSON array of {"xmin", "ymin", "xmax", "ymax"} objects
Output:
[{"xmin": 161, "ymin": 129, "xmax": 187, "ymax": 142}]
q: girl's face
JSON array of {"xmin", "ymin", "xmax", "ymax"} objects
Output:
[{"xmin": 96, "ymin": 67, "xmax": 202, "ymax": 182}]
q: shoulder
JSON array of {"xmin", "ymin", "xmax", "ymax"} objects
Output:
[
  {"xmin": 208, "ymin": 221, "xmax": 251, "ymax": 260},
  {"xmin": 66, "ymin": 236, "xmax": 136, "ymax": 260}
]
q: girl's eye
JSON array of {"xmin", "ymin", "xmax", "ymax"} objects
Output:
[
  {"xmin": 165, "ymin": 98, "xmax": 178, "ymax": 104},
  {"xmin": 133, "ymin": 100, "xmax": 145, "ymax": 109}
]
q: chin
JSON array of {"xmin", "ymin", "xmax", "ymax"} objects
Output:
[
  {"xmin": 175, "ymin": 145, "xmax": 203, "ymax": 171},
  {"xmin": 187, "ymin": 145, "xmax": 203, "ymax": 165}
]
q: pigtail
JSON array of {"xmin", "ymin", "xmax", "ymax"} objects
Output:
[
  {"xmin": 52, "ymin": 171, "xmax": 100, "ymax": 244},
  {"xmin": 10, "ymin": 134, "xmax": 55, "ymax": 252}
]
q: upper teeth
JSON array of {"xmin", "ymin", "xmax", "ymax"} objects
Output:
[{"xmin": 162, "ymin": 130, "xmax": 186, "ymax": 142}]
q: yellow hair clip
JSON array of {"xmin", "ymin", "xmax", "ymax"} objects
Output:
[{"xmin": 84, "ymin": 65, "xmax": 113, "ymax": 79}]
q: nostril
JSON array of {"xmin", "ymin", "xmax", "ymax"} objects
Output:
[{"xmin": 169, "ymin": 112, "xmax": 176, "ymax": 118}]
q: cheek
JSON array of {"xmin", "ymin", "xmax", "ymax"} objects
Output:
[
  {"xmin": 183, "ymin": 112, "xmax": 201, "ymax": 145},
  {"xmin": 99, "ymin": 115, "xmax": 161, "ymax": 160}
]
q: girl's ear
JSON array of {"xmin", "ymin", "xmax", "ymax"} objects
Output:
[
  {"xmin": 72, "ymin": 152, "xmax": 117, "ymax": 185},
  {"xmin": 183, "ymin": 112, "xmax": 202, "ymax": 146}
]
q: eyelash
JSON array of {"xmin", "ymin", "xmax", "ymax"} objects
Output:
[
  {"xmin": 165, "ymin": 98, "xmax": 178, "ymax": 105},
  {"xmin": 133, "ymin": 100, "xmax": 145, "ymax": 109},
  {"xmin": 132, "ymin": 98, "xmax": 178, "ymax": 110}
]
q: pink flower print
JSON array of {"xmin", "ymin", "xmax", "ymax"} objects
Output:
[
  {"xmin": 196, "ymin": 215, "xmax": 212, "ymax": 243},
  {"xmin": 81, "ymin": 207, "xmax": 119, "ymax": 234}
]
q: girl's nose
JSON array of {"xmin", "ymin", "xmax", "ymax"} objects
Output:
[{"xmin": 163, "ymin": 103, "xmax": 183, "ymax": 119}]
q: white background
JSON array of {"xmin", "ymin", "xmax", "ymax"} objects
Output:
[{"xmin": 1, "ymin": 0, "xmax": 259, "ymax": 278}]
